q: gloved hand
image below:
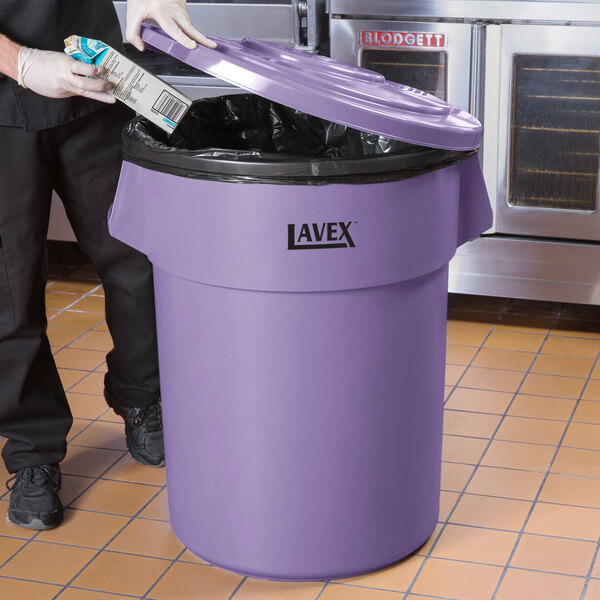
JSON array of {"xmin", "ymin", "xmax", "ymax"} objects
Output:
[
  {"xmin": 17, "ymin": 47, "xmax": 115, "ymax": 103},
  {"xmin": 126, "ymin": 0, "xmax": 217, "ymax": 51}
]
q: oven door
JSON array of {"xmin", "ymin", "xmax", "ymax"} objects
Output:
[
  {"xmin": 330, "ymin": 19, "xmax": 473, "ymax": 111},
  {"xmin": 489, "ymin": 24, "xmax": 600, "ymax": 241}
]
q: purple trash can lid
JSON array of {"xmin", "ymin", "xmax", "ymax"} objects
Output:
[{"xmin": 140, "ymin": 23, "xmax": 482, "ymax": 151}]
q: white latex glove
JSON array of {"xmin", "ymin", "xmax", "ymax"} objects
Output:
[
  {"xmin": 18, "ymin": 47, "xmax": 115, "ymax": 103},
  {"xmin": 127, "ymin": 0, "xmax": 217, "ymax": 51}
]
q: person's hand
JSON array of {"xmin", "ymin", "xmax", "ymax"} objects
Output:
[
  {"xmin": 126, "ymin": 0, "xmax": 217, "ymax": 51},
  {"xmin": 18, "ymin": 47, "xmax": 115, "ymax": 103}
]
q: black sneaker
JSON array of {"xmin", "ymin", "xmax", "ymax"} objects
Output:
[
  {"xmin": 6, "ymin": 464, "xmax": 63, "ymax": 530},
  {"xmin": 104, "ymin": 389, "xmax": 165, "ymax": 467}
]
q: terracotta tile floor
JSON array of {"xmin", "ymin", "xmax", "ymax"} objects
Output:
[{"xmin": 1, "ymin": 246, "xmax": 600, "ymax": 599}]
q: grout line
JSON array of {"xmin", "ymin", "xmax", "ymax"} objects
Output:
[
  {"xmin": 489, "ymin": 323, "xmax": 600, "ymax": 599},
  {"xmin": 580, "ymin": 539, "xmax": 600, "ymax": 600}
]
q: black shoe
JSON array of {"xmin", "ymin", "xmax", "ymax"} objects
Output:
[
  {"xmin": 6, "ymin": 464, "xmax": 63, "ymax": 530},
  {"xmin": 104, "ymin": 389, "xmax": 165, "ymax": 467}
]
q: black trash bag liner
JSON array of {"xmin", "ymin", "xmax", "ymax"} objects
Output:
[{"xmin": 123, "ymin": 94, "xmax": 477, "ymax": 185}]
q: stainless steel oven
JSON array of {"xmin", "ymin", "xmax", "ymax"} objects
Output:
[
  {"xmin": 487, "ymin": 24, "xmax": 600, "ymax": 242},
  {"xmin": 329, "ymin": 0, "xmax": 600, "ymax": 304}
]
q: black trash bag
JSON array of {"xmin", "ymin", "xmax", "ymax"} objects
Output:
[{"xmin": 123, "ymin": 93, "xmax": 477, "ymax": 185}]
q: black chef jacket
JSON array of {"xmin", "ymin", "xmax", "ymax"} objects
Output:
[{"xmin": 0, "ymin": 0, "xmax": 124, "ymax": 131}]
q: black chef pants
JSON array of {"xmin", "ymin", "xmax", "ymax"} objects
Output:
[{"xmin": 0, "ymin": 103, "xmax": 160, "ymax": 473}]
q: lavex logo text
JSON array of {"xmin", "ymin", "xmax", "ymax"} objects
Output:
[{"xmin": 288, "ymin": 222, "xmax": 356, "ymax": 250}]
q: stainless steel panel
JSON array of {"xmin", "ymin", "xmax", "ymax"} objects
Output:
[
  {"xmin": 328, "ymin": 0, "xmax": 600, "ymax": 24},
  {"xmin": 491, "ymin": 24, "xmax": 600, "ymax": 241},
  {"xmin": 113, "ymin": 1, "xmax": 294, "ymax": 43},
  {"xmin": 450, "ymin": 236, "xmax": 600, "ymax": 304},
  {"xmin": 330, "ymin": 19, "xmax": 472, "ymax": 111}
]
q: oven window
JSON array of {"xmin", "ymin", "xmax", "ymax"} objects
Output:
[
  {"xmin": 360, "ymin": 49, "xmax": 447, "ymax": 100},
  {"xmin": 509, "ymin": 54, "xmax": 600, "ymax": 211}
]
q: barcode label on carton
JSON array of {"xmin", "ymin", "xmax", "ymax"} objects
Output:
[{"xmin": 154, "ymin": 91, "xmax": 187, "ymax": 123}]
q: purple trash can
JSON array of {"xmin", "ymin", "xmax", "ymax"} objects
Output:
[{"xmin": 108, "ymin": 24, "xmax": 492, "ymax": 581}]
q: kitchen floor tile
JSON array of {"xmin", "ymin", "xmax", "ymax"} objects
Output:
[
  {"xmin": 552, "ymin": 447, "xmax": 600, "ymax": 478},
  {"xmin": 541, "ymin": 336, "xmax": 600, "ymax": 358},
  {"xmin": 446, "ymin": 344, "xmax": 479, "ymax": 366},
  {"xmin": 72, "ymin": 551, "xmax": 170, "ymax": 597},
  {"xmin": 449, "ymin": 494, "xmax": 532, "ymax": 531},
  {"xmin": 146, "ymin": 562, "xmax": 243, "ymax": 600},
  {"xmin": 495, "ymin": 416, "xmax": 567, "ymax": 445},
  {"xmin": 440, "ymin": 462, "xmax": 475, "ymax": 492},
  {"xmin": 138, "ymin": 488, "xmax": 169, "ymax": 521},
  {"xmin": 70, "ymin": 479, "xmax": 160, "ymax": 516},
  {"xmin": 50, "ymin": 311, "xmax": 105, "ymax": 330},
  {"xmin": 107, "ymin": 518, "xmax": 183, "ymax": 560},
  {"xmin": 443, "ymin": 411, "xmax": 502, "ymax": 438},
  {"xmin": 531, "ymin": 355, "xmax": 594, "ymax": 378},
  {"xmin": 562, "ymin": 422, "xmax": 600, "ymax": 450},
  {"xmin": 472, "ymin": 348, "xmax": 535, "ymax": 372},
  {"xmin": 233, "ymin": 579, "xmax": 325, "ymax": 599},
  {"xmin": 60, "ymin": 474, "xmax": 96, "ymax": 507},
  {"xmin": 68, "ymin": 372, "xmax": 107, "ymax": 396},
  {"xmin": 447, "ymin": 324, "xmax": 490, "ymax": 347},
  {"xmin": 510, "ymin": 534, "xmax": 596, "ymax": 576},
  {"xmin": 0, "ymin": 577, "xmax": 60, "ymax": 600},
  {"xmin": 583, "ymin": 379, "xmax": 600, "ymax": 401},
  {"xmin": 339, "ymin": 554, "xmax": 423, "ymax": 592},
  {"xmin": 458, "ymin": 367, "xmax": 525, "ymax": 393},
  {"xmin": 58, "ymin": 589, "xmax": 136, "ymax": 600},
  {"xmin": 411, "ymin": 557, "xmax": 502, "ymax": 600},
  {"xmin": 49, "ymin": 280, "xmax": 100, "ymax": 294},
  {"xmin": 45, "ymin": 291, "xmax": 81, "ymax": 310},
  {"xmin": 430, "ymin": 523, "xmax": 518, "ymax": 565},
  {"xmin": 58, "ymin": 368, "xmax": 88, "ymax": 391},
  {"xmin": 585, "ymin": 580, "xmax": 600, "ymax": 599},
  {"xmin": 445, "ymin": 388, "xmax": 513, "ymax": 414},
  {"xmin": 442, "ymin": 435, "xmax": 488, "ymax": 464},
  {"xmin": 54, "ymin": 348, "xmax": 106, "ymax": 371},
  {"xmin": 35, "ymin": 508, "xmax": 129, "ymax": 549},
  {"xmin": 48, "ymin": 327, "xmax": 84, "ymax": 348},
  {"xmin": 466, "ymin": 466, "xmax": 545, "ymax": 500},
  {"xmin": 484, "ymin": 330, "xmax": 546, "ymax": 353},
  {"xmin": 71, "ymin": 295, "xmax": 105, "ymax": 313},
  {"xmin": 66, "ymin": 393, "xmax": 109, "ymax": 420},
  {"xmin": 69, "ymin": 331, "xmax": 114, "ymax": 352},
  {"xmin": 495, "ymin": 568, "xmax": 584, "ymax": 600},
  {"xmin": 62, "ymin": 445, "xmax": 123, "ymax": 477},
  {"xmin": 525, "ymin": 502, "xmax": 600, "ymax": 540},
  {"xmin": 0, "ymin": 541, "xmax": 96, "ymax": 585},
  {"xmin": 507, "ymin": 394, "xmax": 576, "ymax": 421},
  {"xmin": 573, "ymin": 401, "xmax": 600, "ymax": 424},
  {"xmin": 414, "ymin": 524, "xmax": 442, "ymax": 556},
  {"xmin": 439, "ymin": 491, "xmax": 460, "ymax": 522},
  {"xmin": 519, "ymin": 373, "xmax": 585, "ymax": 399},
  {"xmin": 539, "ymin": 473, "xmax": 600, "ymax": 508},
  {"xmin": 102, "ymin": 454, "xmax": 166, "ymax": 486},
  {"xmin": 0, "ymin": 537, "xmax": 27, "ymax": 564},
  {"xmin": 445, "ymin": 364, "xmax": 466, "ymax": 386},
  {"xmin": 69, "ymin": 420, "xmax": 127, "ymax": 451},
  {"xmin": 481, "ymin": 440, "xmax": 555, "ymax": 472},
  {"xmin": 318, "ymin": 585, "xmax": 407, "ymax": 600}
]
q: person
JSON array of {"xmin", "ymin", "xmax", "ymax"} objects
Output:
[{"xmin": 0, "ymin": 0, "xmax": 214, "ymax": 530}]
